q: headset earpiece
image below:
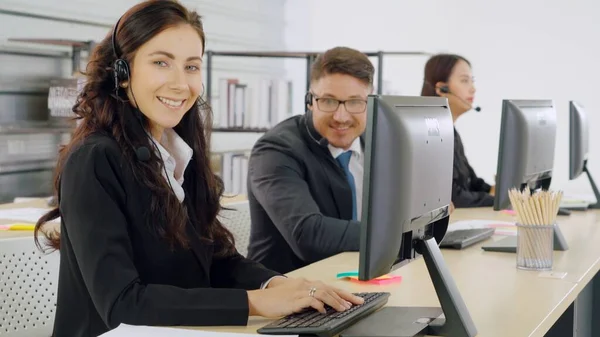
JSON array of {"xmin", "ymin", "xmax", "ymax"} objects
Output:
[
  {"xmin": 439, "ymin": 85, "xmax": 450, "ymax": 94},
  {"xmin": 304, "ymin": 92, "xmax": 313, "ymax": 107},
  {"xmin": 113, "ymin": 59, "xmax": 130, "ymax": 89},
  {"xmin": 113, "ymin": 59, "xmax": 130, "ymax": 83},
  {"xmin": 111, "ymin": 15, "xmax": 130, "ymax": 91}
]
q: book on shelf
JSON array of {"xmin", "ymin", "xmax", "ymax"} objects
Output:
[
  {"xmin": 211, "ymin": 151, "xmax": 249, "ymax": 195},
  {"xmin": 47, "ymin": 77, "xmax": 86, "ymax": 118},
  {"xmin": 214, "ymin": 77, "xmax": 293, "ymax": 130}
]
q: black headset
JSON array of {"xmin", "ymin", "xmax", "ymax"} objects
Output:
[
  {"xmin": 110, "ymin": 15, "xmax": 177, "ymax": 196},
  {"xmin": 304, "ymin": 91, "xmax": 313, "ymax": 107},
  {"xmin": 302, "ymin": 91, "xmax": 329, "ymax": 147},
  {"xmin": 425, "ymin": 81, "xmax": 481, "ymax": 112},
  {"xmin": 110, "ymin": 17, "xmax": 165, "ymax": 167},
  {"xmin": 111, "ymin": 15, "xmax": 130, "ymax": 94},
  {"xmin": 111, "ymin": 15, "xmax": 152, "ymax": 160},
  {"xmin": 424, "ymin": 81, "xmax": 450, "ymax": 95}
]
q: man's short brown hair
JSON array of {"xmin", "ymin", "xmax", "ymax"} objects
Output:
[{"xmin": 310, "ymin": 47, "xmax": 374, "ymax": 87}]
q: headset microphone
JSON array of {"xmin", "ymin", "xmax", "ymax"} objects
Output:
[
  {"xmin": 304, "ymin": 91, "xmax": 329, "ymax": 147},
  {"xmin": 304, "ymin": 115, "xmax": 330, "ymax": 148},
  {"xmin": 304, "ymin": 92, "xmax": 330, "ymax": 147},
  {"xmin": 439, "ymin": 86, "xmax": 481, "ymax": 112},
  {"xmin": 136, "ymin": 146, "xmax": 151, "ymax": 161}
]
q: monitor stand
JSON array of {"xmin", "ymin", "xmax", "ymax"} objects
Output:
[
  {"xmin": 584, "ymin": 165, "xmax": 600, "ymax": 210},
  {"xmin": 481, "ymin": 223, "xmax": 568, "ymax": 253},
  {"xmin": 340, "ymin": 237, "xmax": 477, "ymax": 337}
]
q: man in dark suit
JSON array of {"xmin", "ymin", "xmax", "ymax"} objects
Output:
[{"xmin": 246, "ymin": 47, "xmax": 374, "ymax": 273}]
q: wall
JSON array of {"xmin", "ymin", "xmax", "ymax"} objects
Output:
[
  {"xmin": 285, "ymin": 0, "xmax": 600, "ymax": 199},
  {"xmin": 0, "ymin": 0, "xmax": 288, "ymax": 200}
]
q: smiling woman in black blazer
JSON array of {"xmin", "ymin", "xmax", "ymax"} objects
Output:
[{"xmin": 34, "ymin": 1, "xmax": 362, "ymax": 336}]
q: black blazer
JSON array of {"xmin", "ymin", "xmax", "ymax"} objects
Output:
[
  {"xmin": 246, "ymin": 114, "xmax": 361, "ymax": 274},
  {"xmin": 452, "ymin": 128, "xmax": 494, "ymax": 207},
  {"xmin": 52, "ymin": 133, "xmax": 279, "ymax": 337}
]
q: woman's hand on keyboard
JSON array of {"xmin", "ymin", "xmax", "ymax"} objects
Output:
[{"xmin": 247, "ymin": 277, "xmax": 364, "ymax": 318}]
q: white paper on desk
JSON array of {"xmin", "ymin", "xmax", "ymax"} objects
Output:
[
  {"xmin": 13, "ymin": 197, "xmax": 48, "ymax": 203},
  {"xmin": 448, "ymin": 219, "xmax": 517, "ymax": 236},
  {"xmin": 563, "ymin": 193, "xmax": 597, "ymax": 203},
  {"xmin": 100, "ymin": 324, "xmax": 298, "ymax": 337},
  {"xmin": 560, "ymin": 196, "xmax": 592, "ymax": 209},
  {"xmin": 0, "ymin": 208, "xmax": 60, "ymax": 223}
]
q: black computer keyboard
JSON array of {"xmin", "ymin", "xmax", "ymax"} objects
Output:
[
  {"xmin": 257, "ymin": 292, "xmax": 390, "ymax": 337},
  {"xmin": 439, "ymin": 228, "xmax": 495, "ymax": 249}
]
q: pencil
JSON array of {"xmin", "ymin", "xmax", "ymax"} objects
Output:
[
  {"xmin": 508, "ymin": 188, "xmax": 562, "ymax": 269},
  {"xmin": 0, "ymin": 223, "xmax": 36, "ymax": 231}
]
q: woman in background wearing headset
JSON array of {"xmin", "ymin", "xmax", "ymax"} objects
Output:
[
  {"xmin": 421, "ymin": 54, "xmax": 495, "ymax": 208},
  {"xmin": 35, "ymin": 1, "xmax": 363, "ymax": 336}
]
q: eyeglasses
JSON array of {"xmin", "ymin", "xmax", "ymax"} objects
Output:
[{"xmin": 313, "ymin": 94, "xmax": 367, "ymax": 114}]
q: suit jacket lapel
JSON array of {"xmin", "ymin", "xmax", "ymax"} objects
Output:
[{"xmin": 300, "ymin": 114, "xmax": 355, "ymax": 220}]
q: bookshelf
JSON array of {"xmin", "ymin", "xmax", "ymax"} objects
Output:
[
  {"xmin": 0, "ymin": 38, "xmax": 91, "ymax": 202},
  {"xmin": 6, "ymin": 38, "xmax": 95, "ymax": 75},
  {"xmin": 3, "ymin": 38, "xmax": 431, "ymax": 194},
  {"xmin": 204, "ymin": 50, "xmax": 432, "ymax": 111}
]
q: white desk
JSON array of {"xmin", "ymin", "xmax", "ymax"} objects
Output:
[
  {"xmin": 2, "ymin": 202, "xmax": 597, "ymax": 336},
  {"xmin": 194, "ymin": 207, "xmax": 600, "ymax": 337}
]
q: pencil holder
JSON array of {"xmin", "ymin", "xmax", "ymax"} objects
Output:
[{"xmin": 516, "ymin": 223, "xmax": 554, "ymax": 271}]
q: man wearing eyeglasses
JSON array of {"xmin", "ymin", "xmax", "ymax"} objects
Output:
[{"xmin": 246, "ymin": 47, "xmax": 373, "ymax": 273}]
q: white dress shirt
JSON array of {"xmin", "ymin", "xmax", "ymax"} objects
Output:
[
  {"xmin": 153, "ymin": 129, "xmax": 193, "ymax": 203},
  {"xmin": 328, "ymin": 137, "xmax": 364, "ymax": 220}
]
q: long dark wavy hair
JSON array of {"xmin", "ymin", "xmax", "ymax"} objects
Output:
[{"xmin": 35, "ymin": 0, "xmax": 236, "ymax": 257}]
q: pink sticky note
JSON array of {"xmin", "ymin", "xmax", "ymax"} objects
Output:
[
  {"xmin": 346, "ymin": 275, "xmax": 402, "ymax": 285},
  {"xmin": 501, "ymin": 209, "xmax": 516, "ymax": 215}
]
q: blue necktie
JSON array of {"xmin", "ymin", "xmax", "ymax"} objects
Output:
[{"xmin": 336, "ymin": 151, "xmax": 357, "ymax": 220}]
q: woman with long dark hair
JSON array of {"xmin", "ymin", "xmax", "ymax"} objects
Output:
[
  {"xmin": 421, "ymin": 54, "xmax": 495, "ymax": 208},
  {"xmin": 36, "ymin": 1, "xmax": 363, "ymax": 336}
]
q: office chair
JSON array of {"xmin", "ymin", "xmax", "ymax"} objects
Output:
[
  {"xmin": 218, "ymin": 201, "xmax": 251, "ymax": 257},
  {"xmin": 0, "ymin": 237, "xmax": 59, "ymax": 337}
]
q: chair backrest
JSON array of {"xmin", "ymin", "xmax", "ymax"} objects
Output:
[
  {"xmin": 0, "ymin": 237, "xmax": 59, "ymax": 337},
  {"xmin": 218, "ymin": 201, "xmax": 251, "ymax": 257}
]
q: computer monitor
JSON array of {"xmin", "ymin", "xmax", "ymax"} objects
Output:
[
  {"xmin": 493, "ymin": 99, "xmax": 558, "ymax": 211},
  {"xmin": 359, "ymin": 95, "xmax": 477, "ymax": 337},
  {"xmin": 569, "ymin": 101, "xmax": 600, "ymax": 209}
]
